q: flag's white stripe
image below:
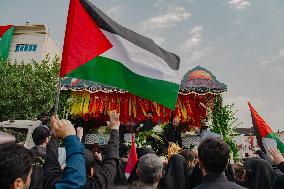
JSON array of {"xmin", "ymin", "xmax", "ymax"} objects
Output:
[{"xmin": 101, "ymin": 30, "xmax": 181, "ymax": 84}]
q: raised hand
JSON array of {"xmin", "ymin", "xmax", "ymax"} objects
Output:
[
  {"xmin": 107, "ymin": 110, "xmax": 120, "ymax": 130},
  {"xmin": 268, "ymin": 147, "xmax": 284, "ymax": 165},
  {"xmin": 51, "ymin": 116, "xmax": 76, "ymax": 139},
  {"xmin": 94, "ymin": 152, "xmax": 102, "ymax": 161}
]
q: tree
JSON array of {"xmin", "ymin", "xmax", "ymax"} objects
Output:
[
  {"xmin": 0, "ymin": 56, "xmax": 60, "ymax": 121},
  {"xmin": 209, "ymin": 95, "xmax": 241, "ymax": 159}
]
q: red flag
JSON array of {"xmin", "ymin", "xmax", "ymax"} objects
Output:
[
  {"xmin": 248, "ymin": 102, "xmax": 284, "ymax": 153},
  {"xmin": 248, "ymin": 102, "xmax": 272, "ymax": 137},
  {"xmin": 125, "ymin": 134, "xmax": 138, "ymax": 175},
  {"xmin": 60, "ymin": 0, "xmax": 112, "ymax": 77},
  {"xmin": 0, "ymin": 25, "xmax": 13, "ymax": 37}
]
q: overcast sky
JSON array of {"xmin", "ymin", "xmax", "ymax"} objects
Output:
[{"xmin": 1, "ymin": 0, "xmax": 284, "ymax": 131}]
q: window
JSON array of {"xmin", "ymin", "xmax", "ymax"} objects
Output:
[{"xmin": 15, "ymin": 44, "xmax": 37, "ymax": 52}]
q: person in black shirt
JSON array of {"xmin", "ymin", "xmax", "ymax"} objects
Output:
[
  {"xmin": 134, "ymin": 111, "xmax": 157, "ymax": 133},
  {"xmin": 194, "ymin": 138, "xmax": 246, "ymax": 189},
  {"xmin": 31, "ymin": 125, "xmax": 51, "ymax": 165},
  {"xmin": 163, "ymin": 117, "xmax": 183, "ymax": 148}
]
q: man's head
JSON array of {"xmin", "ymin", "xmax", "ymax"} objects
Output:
[
  {"xmin": 137, "ymin": 154, "xmax": 163, "ymax": 186},
  {"xmin": 32, "ymin": 125, "xmax": 51, "ymax": 146},
  {"xmin": 172, "ymin": 117, "xmax": 180, "ymax": 128},
  {"xmin": 39, "ymin": 112, "xmax": 49, "ymax": 125},
  {"xmin": 200, "ymin": 119, "xmax": 208, "ymax": 130},
  {"xmin": 198, "ymin": 138, "xmax": 229, "ymax": 175},
  {"xmin": 146, "ymin": 111, "xmax": 153, "ymax": 120},
  {"xmin": 0, "ymin": 143, "xmax": 34, "ymax": 189}
]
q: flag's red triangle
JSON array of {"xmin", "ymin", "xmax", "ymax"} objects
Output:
[
  {"xmin": 125, "ymin": 134, "xmax": 138, "ymax": 174},
  {"xmin": 248, "ymin": 102, "xmax": 272, "ymax": 137},
  {"xmin": 0, "ymin": 25, "xmax": 13, "ymax": 38},
  {"xmin": 60, "ymin": 0, "xmax": 112, "ymax": 77}
]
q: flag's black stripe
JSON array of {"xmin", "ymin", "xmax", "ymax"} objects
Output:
[{"xmin": 80, "ymin": 0, "xmax": 180, "ymax": 70}]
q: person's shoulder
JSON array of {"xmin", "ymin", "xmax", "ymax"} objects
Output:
[
  {"xmin": 227, "ymin": 182, "xmax": 248, "ymax": 189},
  {"xmin": 140, "ymin": 120, "xmax": 146, "ymax": 124},
  {"xmin": 163, "ymin": 125, "xmax": 171, "ymax": 132},
  {"xmin": 193, "ymin": 181, "xmax": 247, "ymax": 189},
  {"xmin": 164, "ymin": 123, "xmax": 171, "ymax": 128},
  {"xmin": 192, "ymin": 184, "xmax": 204, "ymax": 189}
]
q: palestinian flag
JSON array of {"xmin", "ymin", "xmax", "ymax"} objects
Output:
[
  {"xmin": 248, "ymin": 102, "xmax": 284, "ymax": 153},
  {"xmin": 60, "ymin": 0, "xmax": 181, "ymax": 109},
  {"xmin": 125, "ymin": 134, "xmax": 138, "ymax": 177},
  {"xmin": 0, "ymin": 25, "xmax": 14, "ymax": 59}
]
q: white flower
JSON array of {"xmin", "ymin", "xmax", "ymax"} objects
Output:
[
  {"xmin": 153, "ymin": 125, "xmax": 163, "ymax": 133},
  {"xmin": 97, "ymin": 127, "xmax": 106, "ymax": 134},
  {"xmin": 151, "ymin": 134, "xmax": 161, "ymax": 140},
  {"xmin": 160, "ymin": 156, "xmax": 167, "ymax": 163},
  {"xmin": 140, "ymin": 124, "xmax": 144, "ymax": 127},
  {"xmin": 138, "ymin": 143, "xmax": 142, "ymax": 148}
]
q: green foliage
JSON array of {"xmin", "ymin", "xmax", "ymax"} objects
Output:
[
  {"xmin": 0, "ymin": 127, "xmax": 26, "ymax": 143},
  {"xmin": 125, "ymin": 125, "xmax": 165, "ymax": 155},
  {"xmin": 0, "ymin": 56, "xmax": 60, "ymax": 121},
  {"xmin": 57, "ymin": 90, "xmax": 72, "ymax": 119},
  {"xmin": 209, "ymin": 95, "xmax": 241, "ymax": 159}
]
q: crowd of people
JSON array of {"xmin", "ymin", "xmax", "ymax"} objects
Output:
[{"xmin": 0, "ymin": 110, "xmax": 284, "ymax": 189}]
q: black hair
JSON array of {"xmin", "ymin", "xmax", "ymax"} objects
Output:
[
  {"xmin": 198, "ymin": 138, "xmax": 229, "ymax": 174},
  {"xmin": 146, "ymin": 110, "xmax": 153, "ymax": 114},
  {"xmin": 180, "ymin": 149, "xmax": 196, "ymax": 162},
  {"xmin": 32, "ymin": 126, "xmax": 50, "ymax": 145},
  {"xmin": 0, "ymin": 143, "xmax": 34, "ymax": 189}
]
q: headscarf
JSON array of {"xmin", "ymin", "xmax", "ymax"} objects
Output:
[
  {"xmin": 244, "ymin": 158, "xmax": 275, "ymax": 189},
  {"xmin": 160, "ymin": 154, "xmax": 189, "ymax": 189},
  {"xmin": 188, "ymin": 163, "xmax": 203, "ymax": 189}
]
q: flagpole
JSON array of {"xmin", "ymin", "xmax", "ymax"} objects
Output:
[{"xmin": 54, "ymin": 77, "xmax": 61, "ymax": 117}]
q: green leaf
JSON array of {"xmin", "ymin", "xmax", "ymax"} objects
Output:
[
  {"xmin": 209, "ymin": 95, "xmax": 242, "ymax": 160},
  {"xmin": 0, "ymin": 56, "xmax": 60, "ymax": 121}
]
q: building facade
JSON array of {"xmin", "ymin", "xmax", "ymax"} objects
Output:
[{"xmin": 7, "ymin": 24, "xmax": 60, "ymax": 63}]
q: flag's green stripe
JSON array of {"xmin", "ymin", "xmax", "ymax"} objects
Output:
[
  {"xmin": 266, "ymin": 133, "xmax": 284, "ymax": 153},
  {"xmin": 0, "ymin": 27, "xmax": 14, "ymax": 59},
  {"xmin": 66, "ymin": 56, "xmax": 179, "ymax": 109}
]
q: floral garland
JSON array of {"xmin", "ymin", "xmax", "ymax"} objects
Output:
[
  {"xmin": 88, "ymin": 126, "xmax": 110, "ymax": 136},
  {"xmin": 125, "ymin": 124, "xmax": 166, "ymax": 153},
  {"xmin": 65, "ymin": 91, "xmax": 212, "ymax": 129}
]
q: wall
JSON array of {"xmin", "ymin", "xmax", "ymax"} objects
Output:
[
  {"xmin": 7, "ymin": 24, "xmax": 61, "ymax": 64},
  {"xmin": 8, "ymin": 33, "xmax": 46, "ymax": 63}
]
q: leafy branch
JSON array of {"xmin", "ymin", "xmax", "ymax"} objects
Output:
[{"xmin": 209, "ymin": 95, "xmax": 242, "ymax": 159}]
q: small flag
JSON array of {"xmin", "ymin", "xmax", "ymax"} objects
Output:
[
  {"xmin": 125, "ymin": 134, "xmax": 138, "ymax": 176},
  {"xmin": 248, "ymin": 102, "xmax": 284, "ymax": 153},
  {"xmin": 60, "ymin": 0, "xmax": 181, "ymax": 109},
  {"xmin": 0, "ymin": 25, "xmax": 14, "ymax": 59}
]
